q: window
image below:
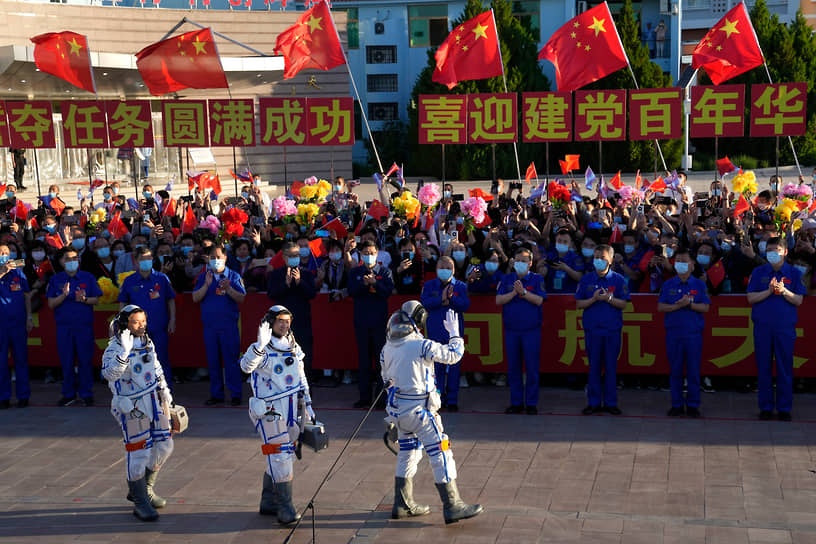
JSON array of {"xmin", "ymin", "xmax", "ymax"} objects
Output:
[
  {"xmin": 367, "ymin": 74, "xmax": 399, "ymax": 93},
  {"xmin": 354, "ymin": 100, "xmax": 363, "ymax": 140},
  {"xmin": 366, "ymin": 45, "xmax": 397, "ymax": 64},
  {"xmin": 409, "ymin": 5, "xmax": 448, "ymax": 47},
  {"xmin": 333, "ymin": 7, "xmax": 359, "ymax": 49},
  {"xmin": 368, "ymin": 102, "xmax": 399, "ymax": 121},
  {"xmin": 512, "ymin": 1, "xmax": 540, "ymax": 41}
]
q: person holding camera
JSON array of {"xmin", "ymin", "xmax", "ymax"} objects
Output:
[
  {"xmin": 102, "ymin": 305, "xmax": 174, "ymax": 522},
  {"xmin": 0, "ymin": 243, "xmax": 32, "ymax": 409},
  {"xmin": 542, "ymin": 228, "xmax": 584, "ymax": 293},
  {"xmin": 393, "ymin": 238, "xmax": 425, "ymax": 295}
]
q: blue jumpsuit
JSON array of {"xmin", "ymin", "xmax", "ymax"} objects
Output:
[
  {"xmin": 46, "ymin": 271, "xmax": 103, "ymax": 400},
  {"xmin": 747, "ymin": 263, "xmax": 807, "ymax": 413},
  {"xmin": 497, "ymin": 272, "xmax": 547, "ymax": 408},
  {"xmin": 468, "ymin": 264, "xmax": 503, "ymax": 294},
  {"xmin": 118, "ymin": 270, "xmax": 176, "ymax": 388},
  {"xmin": 575, "ymin": 270, "xmax": 630, "ymax": 408},
  {"xmin": 420, "ymin": 277, "xmax": 470, "ymax": 406},
  {"xmin": 543, "ymin": 248, "xmax": 584, "ymax": 294},
  {"xmin": 348, "ymin": 264, "xmax": 393, "ymax": 404},
  {"xmin": 194, "ymin": 267, "xmax": 247, "ymax": 400},
  {"xmin": 658, "ymin": 275, "xmax": 710, "ymax": 409},
  {"xmin": 0, "ymin": 269, "xmax": 30, "ymax": 402}
]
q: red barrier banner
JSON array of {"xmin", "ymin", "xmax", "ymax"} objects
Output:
[
  {"xmin": 574, "ymin": 90, "xmax": 626, "ymax": 142},
  {"xmin": 25, "ymin": 294, "xmax": 816, "ymax": 377},
  {"xmin": 418, "ymin": 95, "xmax": 468, "ymax": 145},
  {"xmin": 750, "ymin": 82, "xmax": 807, "ymax": 138}
]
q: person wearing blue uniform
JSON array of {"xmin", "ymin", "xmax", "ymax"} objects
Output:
[
  {"xmin": 657, "ymin": 249, "xmax": 710, "ymax": 418},
  {"xmin": 543, "ymin": 229, "xmax": 584, "ymax": 293},
  {"xmin": 118, "ymin": 246, "xmax": 177, "ymax": 389},
  {"xmin": 47, "ymin": 247, "xmax": 102, "ymax": 406},
  {"xmin": 575, "ymin": 244, "xmax": 630, "ymax": 415},
  {"xmin": 420, "ymin": 256, "xmax": 471, "ymax": 411},
  {"xmin": 747, "ymin": 237, "xmax": 806, "ymax": 421},
  {"xmin": 496, "ymin": 248, "xmax": 546, "ymax": 414},
  {"xmin": 348, "ymin": 240, "xmax": 394, "ymax": 408},
  {"xmin": 267, "ymin": 242, "xmax": 316, "ymax": 378},
  {"xmin": 467, "ymin": 250, "xmax": 504, "ymax": 294},
  {"xmin": 193, "ymin": 245, "xmax": 246, "ymax": 406},
  {"xmin": 0, "ymin": 243, "xmax": 32, "ymax": 408}
]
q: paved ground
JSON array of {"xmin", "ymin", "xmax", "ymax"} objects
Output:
[{"xmin": 3, "ymin": 379, "xmax": 816, "ymax": 543}]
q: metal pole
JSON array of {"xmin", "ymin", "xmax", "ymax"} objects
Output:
[
  {"xmin": 103, "ymin": 150, "xmax": 109, "ymax": 183},
  {"xmin": 625, "ymin": 63, "xmax": 668, "ymax": 172},
  {"xmin": 545, "ymin": 142, "xmax": 550, "ymax": 181},
  {"xmin": 178, "ymin": 148, "xmax": 185, "ymax": 194},
  {"xmin": 33, "ymin": 149, "xmax": 41, "ymax": 196},
  {"xmin": 283, "ymin": 146, "xmax": 288, "ymax": 194},
  {"xmin": 714, "ymin": 137, "xmax": 719, "ymax": 182},
  {"xmin": 87, "ymin": 149, "xmax": 93, "ymax": 186},
  {"xmin": 330, "ymin": 147, "xmax": 335, "ymax": 182},
  {"xmin": 775, "ymin": 137, "xmax": 779, "ymax": 177},
  {"xmin": 598, "ymin": 141, "xmax": 603, "ymax": 177},
  {"xmin": 441, "ymin": 144, "xmax": 446, "ymax": 183},
  {"xmin": 232, "ymin": 146, "xmax": 238, "ymax": 195},
  {"xmin": 654, "ymin": 143, "xmax": 658, "ymax": 180},
  {"xmin": 489, "ymin": 9, "xmax": 523, "ymax": 183},
  {"xmin": 491, "ymin": 144, "xmax": 496, "ymax": 185}
]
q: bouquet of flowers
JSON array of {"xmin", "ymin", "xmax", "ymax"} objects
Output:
[
  {"xmin": 272, "ymin": 196, "xmax": 298, "ymax": 221},
  {"xmin": 392, "ymin": 191, "xmax": 420, "ymax": 220},
  {"xmin": 460, "ymin": 196, "xmax": 487, "ymax": 232},
  {"xmin": 221, "ymin": 207, "xmax": 248, "ymax": 240},
  {"xmin": 781, "ymin": 183, "xmax": 812, "ymax": 203},
  {"xmin": 199, "ymin": 215, "xmax": 221, "ymax": 235},
  {"xmin": 97, "ymin": 277, "xmax": 119, "ymax": 305},
  {"xmin": 296, "ymin": 203, "xmax": 320, "ymax": 226},
  {"xmin": 548, "ymin": 181, "xmax": 572, "ymax": 209},
  {"xmin": 616, "ymin": 185, "xmax": 637, "ymax": 207},
  {"xmin": 731, "ymin": 170, "xmax": 758, "ymax": 197},
  {"xmin": 299, "ymin": 176, "xmax": 332, "ymax": 202},
  {"xmin": 85, "ymin": 207, "xmax": 107, "ymax": 234},
  {"xmin": 417, "ymin": 183, "xmax": 442, "ymax": 210},
  {"xmin": 774, "ymin": 198, "xmax": 799, "ymax": 232}
]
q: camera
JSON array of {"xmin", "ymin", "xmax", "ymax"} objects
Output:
[
  {"xmin": 225, "ymin": 197, "xmax": 244, "ymax": 206},
  {"xmin": 178, "ymin": 195, "xmax": 194, "ymax": 204},
  {"xmin": 510, "ymin": 182, "xmax": 523, "ymax": 191}
]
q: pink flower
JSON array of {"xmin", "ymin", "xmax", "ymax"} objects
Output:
[
  {"xmin": 272, "ymin": 196, "xmax": 298, "ymax": 219},
  {"xmin": 418, "ymin": 183, "xmax": 442, "ymax": 207},
  {"xmin": 461, "ymin": 196, "xmax": 487, "ymax": 224},
  {"xmin": 304, "ymin": 176, "xmax": 318, "ymax": 186},
  {"xmin": 199, "ymin": 215, "xmax": 221, "ymax": 234},
  {"xmin": 798, "ymin": 184, "xmax": 813, "ymax": 199},
  {"xmin": 617, "ymin": 185, "xmax": 635, "ymax": 207}
]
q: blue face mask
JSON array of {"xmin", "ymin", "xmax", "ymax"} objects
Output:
[
  {"xmin": 8, "ymin": 251, "xmax": 16, "ymax": 260},
  {"xmin": 209, "ymin": 259, "xmax": 225, "ymax": 271},
  {"xmin": 443, "ymin": 191, "xmax": 452, "ymax": 199},
  {"xmin": 113, "ymin": 187, "xmax": 119, "ymax": 195},
  {"xmin": 143, "ymin": 192, "xmax": 152, "ymax": 199},
  {"xmin": 593, "ymin": 258, "xmax": 608, "ymax": 272},
  {"xmin": 758, "ymin": 240, "xmax": 767, "ymax": 255},
  {"xmin": 237, "ymin": 255, "xmax": 250, "ymax": 263},
  {"xmin": 287, "ymin": 257, "xmax": 301, "ymax": 268},
  {"xmin": 665, "ymin": 247, "xmax": 675, "ymax": 258},
  {"xmin": 241, "ymin": 192, "xmax": 249, "ymax": 199},
  {"xmin": 181, "ymin": 246, "xmax": 193, "ymax": 256},
  {"xmin": 720, "ymin": 242, "xmax": 732, "ymax": 253},
  {"xmin": 72, "ymin": 238, "xmax": 86, "ymax": 250},
  {"xmin": 5, "ymin": 191, "xmax": 14, "ymax": 199},
  {"xmin": 113, "ymin": 249, "xmax": 125, "ymax": 258},
  {"xmin": 624, "ymin": 244, "xmax": 635, "ymax": 254},
  {"xmin": 299, "ymin": 226, "xmax": 307, "ymax": 233},
  {"xmin": 138, "ymin": 260, "xmax": 153, "ymax": 272},
  {"xmin": 581, "ymin": 247, "xmax": 594, "ymax": 258},
  {"xmin": 0, "ymin": 255, "xmax": 9, "ymax": 265},
  {"xmin": 452, "ymin": 250, "xmax": 466, "ymax": 262},
  {"xmin": 794, "ymin": 264, "xmax": 808, "ymax": 276},
  {"xmin": 456, "ymin": 217, "xmax": 464, "ymax": 225},
  {"xmin": 555, "ymin": 243, "xmax": 569, "ymax": 254},
  {"xmin": 674, "ymin": 261, "xmax": 689, "ymax": 274},
  {"xmin": 103, "ymin": 193, "xmax": 112, "ymax": 201},
  {"xmin": 485, "ymin": 261, "xmax": 499, "ymax": 273},
  {"xmin": 299, "ymin": 247, "xmax": 311, "ymax": 257},
  {"xmin": 437, "ymin": 268, "xmax": 453, "ymax": 282},
  {"xmin": 402, "ymin": 251, "xmax": 415, "ymax": 260},
  {"xmin": 334, "ymin": 185, "xmax": 343, "ymax": 192},
  {"xmin": 514, "ymin": 261, "xmax": 529, "ymax": 275},
  {"xmin": 45, "ymin": 224, "xmax": 56, "ymax": 233},
  {"xmin": 329, "ymin": 252, "xmax": 343, "ymax": 262},
  {"xmin": 49, "ymin": 192, "xmax": 57, "ymax": 199},
  {"xmin": 766, "ymin": 251, "xmax": 782, "ymax": 265},
  {"xmin": 613, "ymin": 216, "xmax": 623, "ymax": 224},
  {"xmin": 64, "ymin": 261, "xmax": 79, "ymax": 273},
  {"xmin": 696, "ymin": 254, "xmax": 711, "ymax": 266},
  {"xmin": 97, "ymin": 247, "xmax": 110, "ymax": 258},
  {"xmin": 36, "ymin": 237, "xmax": 45, "ymax": 242},
  {"xmin": 133, "ymin": 244, "xmax": 145, "ymax": 251},
  {"xmin": 362, "ymin": 254, "xmax": 377, "ymax": 267},
  {"xmin": 101, "ymin": 230, "xmax": 110, "ymax": 239},
  {"xmin": 712, "ymin": 189, "xmax": 721, "ymax": 197}
]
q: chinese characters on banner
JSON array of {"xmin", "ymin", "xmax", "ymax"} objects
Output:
[
  {"xmin": 258, "ymin": 97, "xmax": 355, "ymax": 146},
  {"xmin": 0, "ymin": 102, "xmax": 10, "ymax": 148},
  {"xmin": 106, "ymin": 100, "xmax": 154, "ymax": 148},
  {"xmin": 162, "ymin": 100, "xmax": 210, "ymax": 148},
  {"xmin": 209, "ymin": 99, "xmax": 256, "ymax": 147},
  {"xmin": 628, "ymin": 88, "xmax": 682, "ymax": 140},
  {"xmin": 750, "ymin": 83, "xmax": 807, "ymax": 137},
  {"xmin": 7, "ymin": 101, "xmax": 56, "ymax": 148},
  {"xmin": 468, "ymin": 93, "xmax": 517, "ymax": 144},
  {"xmin": 62, "ymin": 101, "xmax": 109, "ymax": 148},
  {"xmin": 259, "ymin": 97, "xmax": 307, "ymax": 145},
  {"xmin": 521, "ymin": 92, "xmax": 572, "ymax": 142},
  {"xmin": 418, "ymin": 95, "xmax": 467, "ymax": 144},
  {"xmin": 690, "ymin": 85, "xmax": 745, "ymax": 138},
  {"xmin": 574, "ymin": 90, "xmax": 627, "ymax": 141}
]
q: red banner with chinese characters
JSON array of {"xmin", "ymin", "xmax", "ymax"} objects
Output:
[
  {"xmin": 690, "ymin": 85, "xmax": 745, "ymax": 138},
  {"xmin": 23, "ymin": 294, "xmax": 816, "ymax": 377},
  {"xmin": 468, "ymin": 93, "xmax": 517, "ymax": 144},
  {"xmin": 61, "ymin": 101, "xmax": 109, "ymax": 148},
  {"xmin": 306, "ymin": 97, "xmax": 354, "ymax": 146},
  {"xmin": 208, "ymin": 99, "xmax": 256, "ymax": 147},
  {"xmin": 418, "ymin": 94, "xmax": 468, "ymax": 145},
  {"xmin": 161, "ymin": 100, "xmax": 210, "ymax": 148},
  {"xmin": 628, "ymin": 88, "xmax": 682, "ymax": 141},
  {"xmin": 0, "ymin": 101, "xmax": 10, "ymax": 148},
  {"xmin": 750, "ymin": 83, "xmax": 807, "ymax": 138},
  {"xmin": 521, "ymin": 92, "xmax": 572, "ymax": 142},
  {"xmin": 259, "ymin": 97, "xmax": 307, "ymax": 146},
  {"xmin": 7, "ymin": 100, "xmax": 56, "ymax": 148},
  {"xmin": 106, "ymin": 100, "xmax": 154, "ymax": 148},
  {"xmin": 574, "ymin": 90, "xmax": 626, "ymax": 142}
]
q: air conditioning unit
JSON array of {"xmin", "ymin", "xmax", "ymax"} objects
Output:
[
  {"xmin": 375, "ymin": 22, "xmax": 385, "ymax": 34},
  {"xmin": 372, "ymin": 50, "xmax": 385, "ymax": 63},
  {"xmin": 577, "ymin": 1, "xmax": 587, "ymax": 13},
  {"xmin": 372, "ymin": 105, "xmax": 392, "ymax": 120}
]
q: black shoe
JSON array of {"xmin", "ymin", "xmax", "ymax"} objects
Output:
[
  {"xmin": 685, "ymin": 407, "xmax": 701, "ymax": 418},
  {"xmin": 777, "ymin": 411, "xmax": 792, "ymax": 422},
  {"xmin": 0, "ymin": 400, "xmax": 9, "ymax": 409},
  {"xmin": 82, "ymin": 397, "xmax": 94, "ymax": 407},
  {"xmin": 582, "ymin": 405, "xmax": 600, "ymax": 415},
  {"xmin": 16, "ymin": 398, "xmax": 28, "ymax": 408},
  {"xmin": 57, "ymin": 396, "xmax": 76, "ymax": 406},
  {"xmin": 525, "ymin": 406, "xmax": 538, "ymax": 415},
  {"xmin": 205, "ymin": 397, "xmax": 224, "ymax": 406},
  {"xmin": 759, "ymin": 410, "xmax": 773, "ymax": 421},
  {"xmin": 605, "ymin": 406, "xmax": 622, "ymax": 415},
  {"xmin": 352, "ymin": 399, "xmax": 371, "ymax": 409},
  {"xmin": 231, "ymin": 397, "xmax": 241, "ymax": 406},
  {"xmin": 667, "ymin": 407, "xmax": 684, "ymax": 417},
  {"xmin": 447, "ymin": 404, "xmax": 458, "ymax": 412},
  {"xmin": 505, "ymin": 405, "xmax": 523, "ymax": 414}
]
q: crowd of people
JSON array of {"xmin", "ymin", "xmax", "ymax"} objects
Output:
[{"xmin": 0, "ymin": 166, "xmax": 813, "ymax": 420}]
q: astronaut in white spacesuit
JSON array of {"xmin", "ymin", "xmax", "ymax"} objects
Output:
[
  {"xmin": 381, "ymin": 300, "xmax": 483, "ymax": 524},
  {"xmin": 240, "ymin": 305, "xmax": 315, "ymax": 525},
  {"xmin": 101, "ymin": 305, "xmax": 174, "ymax": 522}
]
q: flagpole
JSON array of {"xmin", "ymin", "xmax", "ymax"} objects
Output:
[
  {"xmin": 490, "ymin": 9, "xmax": 523, "ymax": 185},
  {"xmin": 326, "ymin": 9, "xmax": 385, "ymax": 175}
]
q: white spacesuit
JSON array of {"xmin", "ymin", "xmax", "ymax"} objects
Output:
[
  {"xmin": 101, "ymin": 305, "xmax": 174, "ymax": 522},
  {"xmin": 381, "ymin": 300, "xmax": 483, "ymax": 524},
  {"xmin": 240, "ymin": 305, "xmax": 314, "ymax": 525}
]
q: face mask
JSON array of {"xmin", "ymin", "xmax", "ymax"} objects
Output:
[
  {"xmin": 32, "ymin": 250, "xmax": 45, "ymax": 261},
  {"xmin": 329, "ymin": 252, "xmax": 343, "ymax": 262},
  {"xmin": 49, "ymin": 192, "xmax": 57, "ymax": 199},
  {"xmin": 624, "ymin": 244, "xmax": 635, "ymax": 254},
  {"xmin": 5, "ymin": 191, "xmax": 14, "ymax": 199},
  {"xmin": 101, "ymin": 230, "xmax": 111, "ymax": 239},
  {"xmin": 45, "ymin": 224, "xmax": 56, "ymax": 233},
  {"xmin": 209, "ymin": 259, "xmax": 225, "ymax": 271},
  {"xmin": 334, "ymin": 185, "xmax": 343, "ymax": 192},
  {"xmin": 758, "ymin": 241, "xmax": 767, "ymax": 254},
  {"xmin": 711, "ymin": 189, "xmax": 721, "ymax": 197},
  {"xmin": 287, "ymin": 257, "xmax": 301, "ymax": 268},
  {"xmin": 674, "ymin": 261, "xmax": 689, "ymax": 274},
  {"xmin": 103, "ymin": 193, "xmax": 112, "ymax": 201},
  {"xmin": 452, "ymin": 250, "xmax": 466, "ymax": 262},
  {"xmin": 443, "ymin": 191, "xmax": 452, "ymax": 199},
  {"xmin": 237, "ymin": 255, "xmax": 250, "ymax": 262},
  {"xmin": 72, "ymin": 238, "xmax": 85, "ymax": 250},
  {"xmin": 513, "ymin": 261, "xmax": 529, "ymax": 275},
  {"xmin": 181, "ymin": 246, "xmax": 193, "ymax": 256},
  {"xmin": 437, "ymin": 268, "xmax": 453, "ymax": 282},
  {"xmin": 582, "ymin": 247, "xmax": 594, "ymax": 258},
  {"xmin": 138, "ymin": 260, "xmax": 153, "ymax": 272},
  {"xmin": 8, "ymin": 251, "xmax": 16, "ymax": 260},
  {"xmin": 766, "ymin": 251, "xmax": 782, "ymax": 265},
  {"xmin": 64, "ymin": 261, "xmax": 79, "ymax": 273},
  {"xmin": 696, "ymin": 254, "xmax": 711, "ymax": 266},
  {"xmin": 555, "ymin": 243, "xmax": 569, "ymax": 254},
  {"xmin": 113, "ymin": 249, "xmax": 125, "ymax": 258},
  {"xmin": 456, "ymin": 217, "xmax": 464, "ymax": 225},
  {"xmin": 36, "ymin": 236, "xmax": 45, "ymax": 242},
  {"xmin": 0, "ymin": 255, "xmax": 8, "ymax": 265},
  {"xmin": 593, "ymin": 258, "xmax": 608, "ymax": 272},
  {"xmin": 613, "ymin": 216, "xmax": 623, "ymax": 224},
  {"xmin": 143, "ymin": 192, "xmax": 152, "ymax": 199},
  {"xmin": 402, "ymin": 251, "xmax": 415, "ymax": 260},
  {"xmin": 485, "ymin": 261, "xmax": 499, "ymax": 273},
  {"xmin": 720, "ymin": 242, "xmax": 732, "ymax": 253},
  {"xmin": 362, "ymin": 254, "xmax": 377, "ymax": 267},
  {"xmin": 794, "ymin": 264, "xmax": 808, "ymax": 276},
  {"xmin": 97, "ymin": 247, "xmax": 110, "ymax": 258},
  {"xmin": 241, "ymin": 192, "xmax": 249, "ymax": 199},
  {"xmin": 113, "ymin": 187, "xmax": 119, "ymax": 195},
  {"xmin": 298, "ymin": 247, "xmax": 311, "ymax": 257}
]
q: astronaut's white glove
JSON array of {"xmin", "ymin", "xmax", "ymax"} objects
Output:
[
  {"xmin": 118, "ymin": 330, "xmax": 134, "ymax": 361},
  {"xmin": 255, "ymin": 321, "xmax": 272, "ymax": 352},
  {"xmin": 443, "ymin": 309, "xmax": 459, "ymax": 338},
  {"xmin": 306, "ymin": 404, "xmax": 316, "ymax": 423}
]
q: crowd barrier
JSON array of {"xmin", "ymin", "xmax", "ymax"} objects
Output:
[{"xmin": 24, "ymin": 294, "xmax": 814, "ymax": 376}]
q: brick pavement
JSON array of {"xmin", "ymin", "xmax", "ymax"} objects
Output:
[{"xmin": 2, "ymin": 380, "xmax": 816, "ymax": 543}]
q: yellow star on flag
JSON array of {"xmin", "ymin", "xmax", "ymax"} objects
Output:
[
  {"xmin": 472, "ymin": 22, "xmax": 488, "ymax": 40},
  {"xmin": 193, "ymin": 38, "xmax": 207, "ymax": 55},
  {"xmin": 67, "ymin": 38, "xmax": 83, "ymax": 56},
  {"xmin": 588, "ymin": 17, "xmax": 607, "ymax": 37},
  {"xmin": 719, "ymin": 18, "xmax": 740, "ymax": 38},
  {"xmin": 570, "ymin": 31, "xmax": 576, "ymax": 38},
  {"xmin": 576, "ymin": 41, "xmax": 582, "ymax": 48},
  {"xmin": 462, "ymin": 45, "xmax": 469, "ymax": 51},
  {"xmin": 585, "ymin": 44, "xmax": 591, "ymax": 51},
  {"xmin": 307, "ymin": 15, "xmax": 323, "ymax": 33},
  {"xmin": 573, "ymin": 21, "xmax": 581, "ymax": 28}
]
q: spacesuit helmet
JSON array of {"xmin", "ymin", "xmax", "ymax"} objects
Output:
[
  {"xmin": 386, "ymin": 300, "xmax": 427, "ymax": 341},
  {"xmin": 262, "ymin": 305, "xmax": 293, "ymax": 337},
  {"xmin": 110, "ymin": 304, "xmax": 145, "ymax": 337}
]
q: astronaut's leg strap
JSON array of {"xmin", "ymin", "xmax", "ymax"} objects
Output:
[
  {"xmin": 262, "ymin": 443, "xmax": 282, "ymax": 455},
  {"xmin": 125, "ymin": 439, "xmax": 149, "ymax": 452},
  {"xmin": 440, "ymin": 439, "xmax": 450, "ymax": 452},
  {"xmin": 398, "ymin": 437, "xmax": 421, "ymax": 451}
]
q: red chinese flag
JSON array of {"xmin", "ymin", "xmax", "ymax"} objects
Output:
[
  {"xmin": 609, "ymin": 224, "xmax": 623, "ymax": 244},
  {"xmin": 716, "ymin": 156, "xmax": 738, "ymax": 177},
  {"xmin": 649, "ymin": 177, "xmax": 667, "ymax": 193},
  {"xmin": 635, "ymin": 170, "xmax": 642, "ymax": 190},
  {"xmin": 322, "ymin": 217, "xmax": 348, "ymax": 239},
  {"xmin": 559, "ymin": 160, "xmax": 570, "ymax": 176},
  {"xmin": 708, "ymin": 260, "xmax": 726, "ymax": 288},
  {"xmin": 273, "ymin": 1, "xmax": 346, "ymax": 80},
  {"xmin": 539, "ymin": 2, "xmax": 628, "ymax": 92},
  {"xmin": 31, "ymin": 31, "xmax": 96, "ymax": 94},
  {"xmin": 692, "ymin": 3, "xmax": 763, "ymax": 85},
  {"xmin": 181, "ymin": 204, "xmax": 197, "ymax": 234},
  {"xmin": 12, "ymin": 200, "xmax": 31, "ymax": 221},
  {"xmin": 565, "ymin": 154, "xmax": 580, "ymax": 171},
  {"xmin": 525, "ymin": 162, "xmax": 537, "ymax": 184},
  {"xmin": 309, "ymin": 237, "xmax": 326, "ymax": 258},
  {"xmin": 108, "ymin": 211, "xmax": 130, "ymax": 239},
  {"xmin": 45, "ymin": 234, "xmax": 63, "ymax": 249},
  {"xmin": 49, "ymin": 197, "xmax": 66, "ymax": 216},
  {"xmin": 608, "ymin": 171, "xmax": 622, "ymax": 190},
  {"xmin": 200, "ymin": 173, "xmax": 222, "ymax": 196},
  {"xmin": 135, "ymin": 28, "xmax": 228, "ymax": 96},
  {"xmin": 432, "ymin": 10, "xmax": 503, "ymax": 90},
  {"xmin": 469, "ymin": 187, "xmax": 494, "ymax": 202},
  {"xmin": 368, "ymin": 200, "xmax": 390, "ymax": 221},
  {"xmin": 162, "ymin": 197, "xmax": 177, "ymax": 218},
  {"xmin": 269, "ymin": 251, "xmax": 286, "ymax": 270}
]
